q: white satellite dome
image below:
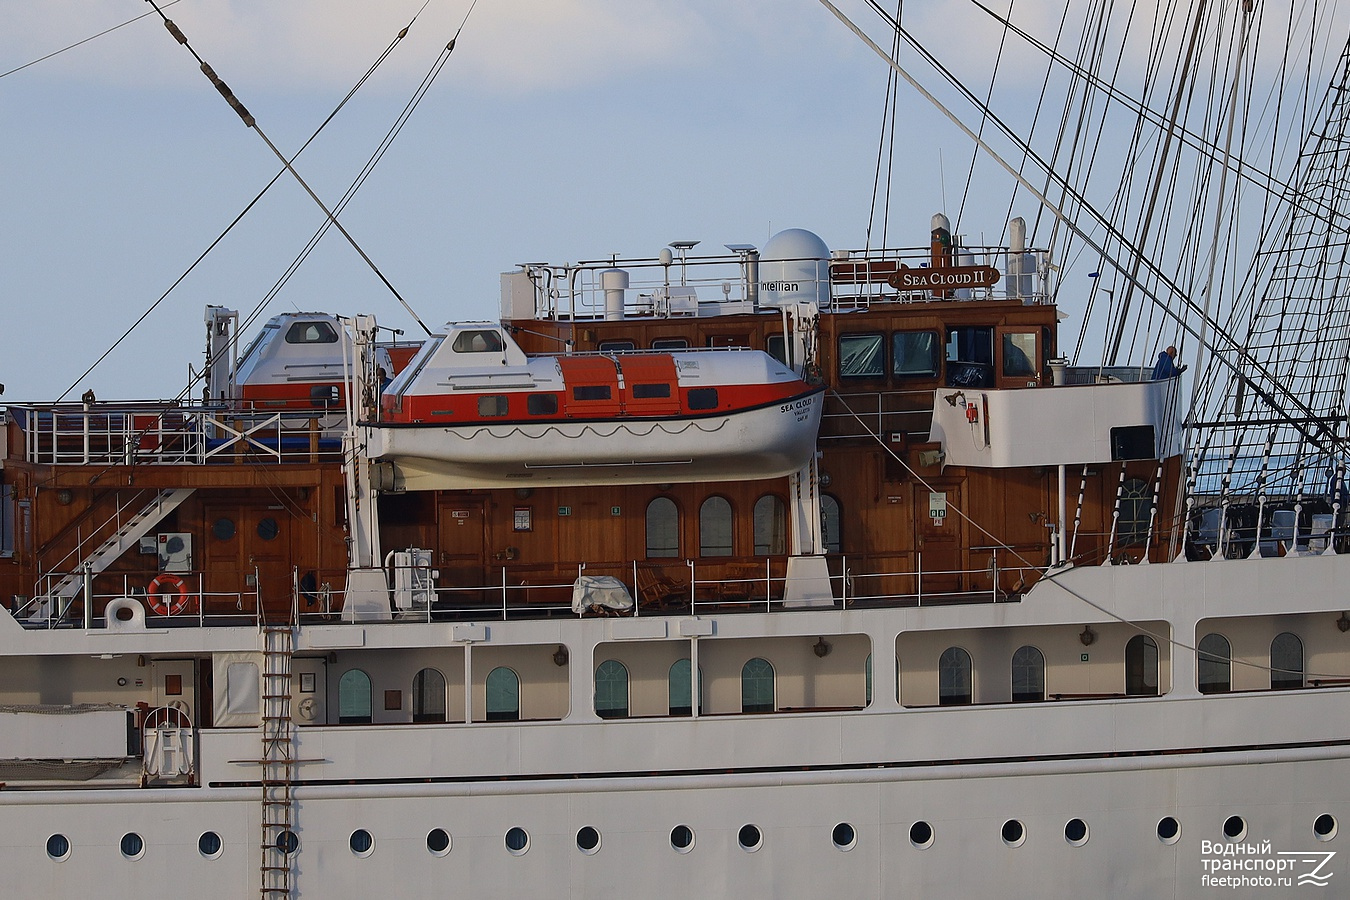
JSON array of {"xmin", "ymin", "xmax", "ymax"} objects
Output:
[{"xmin": 758, "ymin": 228, "xmax": 831, "ymax": 308}]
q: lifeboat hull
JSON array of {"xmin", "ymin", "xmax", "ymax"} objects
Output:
[{"xmin": 365, "ymin": 389, "xmax": 824, "ymax": 490}]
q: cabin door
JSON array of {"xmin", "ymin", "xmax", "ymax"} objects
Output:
[
  {"xmin": 915, "ymin": 483, "xmax": 964, "ymax": 597},
  {"xmin": 438, "ymin": 498, "xmax": 487, "ymax": 600},
  {"xmin": 244, "ymin": 508, "xmax": 294, "ymax": 618},
  {"xmin": 151, "ymin": 658, "xmax": 197, "ymax": 724}
]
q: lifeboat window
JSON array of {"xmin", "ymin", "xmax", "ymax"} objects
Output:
[
  {"xmin": 599, "ymin": 340, "xmax": 635, "ymax": 352},
  {"xmin": 668, "ymin": 658, "xmax": 703, "ymax": 716},
  {"xmin": 285, "ymin": 320, "xmax": 339, "ymax": 344},
  {"xmin": 652, "ymin": 338, "xmax": 689, "ymax": 350},
  {"xmin": 893, "ymin": 331, "xmax": 939, "ymax": 377},
  {"xmin": 753, "ymin": 495, "xmax": 787, "ymax": 555},
  {"xmin": 478, "ymin": 395, "xmax": 509, "ymax": 417},
  {"xmin": 821, "ymin": 495, "xmax": 842, "ymax": 554},
  {"xmin": 573, "ymin": 385, "xmax": 612, "ymax": 401},
  {"xmin": 838, "ymin": 333, "xmax": 885, "ymax": 378},
  {"xmin": 766, "ymin": 334, "xmax": 787, "ymax": 364},
  {"xmin": 412, "ymin": 668, "xmax": 447, "ymax": 723},
  {"xmin": 1271, "ymin": 632, "xmax": 1304, "ymax": 690},
  {"xmin": 938, "ymin": 647, "xmax": 972, "ymax": 705},
  {"xmin": 645, "ymin": 497, "xmax": 679, "ymax": 558},
  {"xmin": 338, "ymin": 669, "xmax": 372, "ymax": 723},
  {"xmin": 594, "ymin": 660, "xmax": 629, "ymax": 718},
  {"xmin": 1011, "ymin": 645, "xmax": 1045, "ymax": 702},
  {"xmin": 1125, "ymin": 635, "xmax": 1159, "ymax": 696},
  {"xmin": 452, "ymin": 330, "xmax": 504, "ymax": 353},
  {"xmin": 945, "ymin": 326, "xmax": 994, "ymax": 387},
  {"xmin": 741, "ymin": 658, "xmax": 775, "ymax": 713},
  {"xmin": 527, "ymin": 394, "xmax": 558, "ymax": 415},
  {"xmin": 1002, "ymin": 331, "xmax": 1038, "ymax": 377},
  {"xmin": 699, "ymin": 496, "xmax": 734, "ymax": 557},
  {"xmin": 1198, "ymin": 633, "xmax": 1232, "ymax": 694},
  {"xmin": 688, "ymin": 387, "xmax": 719, "ymax": 410},
  {"xmin": 632, "ymin": 383, "xmax": 672, "ymax": 399},
  {"xmin": 486, "ymin": 667, "xmax": 520, "ymax": 721}
]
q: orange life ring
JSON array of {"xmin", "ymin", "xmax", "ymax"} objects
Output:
[{"xmin": 146, "ymin": 573, "xmax": 193, "ymax": 616}]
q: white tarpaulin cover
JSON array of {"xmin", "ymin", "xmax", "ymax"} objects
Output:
[
  {"xmin": 571, "ymin": 575, "xmax": 634, "ymax": 613},
  {"xmin": 212, "ymin": 652, "xmax": 263, "ymax": 727}
]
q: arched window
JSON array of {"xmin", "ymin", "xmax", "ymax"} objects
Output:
[
  {"xmin": 1125, "ymin": 635, "xmax": 1159, "ymax": 696},
  {"xmin": 486, "ymin": 667, "xmax": 520, "ymax": 721},
  {"xmin": 668, "ymin": 658, "xmax": 702, "ymax": 716},
  {"xmin": 1197, "ymin": 633, "xmax": 1231, "ymax": 694},
  {"xmin": 700, "ymin": 496, "xmax": 734, "ymax": 557},
  {"xmin": 594, "ymin": 660, "xmax": 629, "ymax": 719},
  {"xmin": 412, "ymin": 668, "xmax": 447, "ymax": 723},
  {"xmin": 1011, "ymin": 645, "xmax": 1045, "ymax": 702},
  {"xmin": 1117, "ymin": 478, "xmax": 1152, "ymax": 545},
  {"xmin": 338, "ymin": 669, "xmax": 372, "ymax": 724},
  {"xmin": 646, "ymin": 497, "xmax": 679, "ymax": 558},
  {"xmin": 938, "ymin": 647, "xmax": 972, "ymax": 706},
  {"xmin": 741, "ymin": 658, "xmax": 775, "ymax": 713},
  {"xmin": 821, "ymin": 494, "xmax": 842, "ymax": 554},
  {"xmin": 1271, "ymin": 632, "xmax": 1304, "ymax": 690},
  {"xmin": 753, "ymin": 495, "xmax": 787, "ymax": 556}
]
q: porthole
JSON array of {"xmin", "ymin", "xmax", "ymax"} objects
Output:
[
  {"xmin": 576, "ymin": 826, "xmax": 601, "ymax": 855},
  {"xmin": 738, "ymin": 824, "xmax": 762, "ymax": 852},
  {"xmin": 1315, "ymin": 814, "xmax": 1338, "ymax": 842},
  {"xmin": 257, "ymin": 518, "xmax": 280, "ymax": 541},
  {"xmin": 1223, "ymin": 815, "xmax": 1246, "ymax": 842},
  {"xmin": 197, "ymin": 831, "xmax": 222, "ymax": 859},
  {"xmin": 670, "ymin": 824, "xmax": 695, "ymax": 853},
  {"xmin": 426, "ymin": 828, "xmax": 451, "ymax": 856},
  {"xmin": 832, "ymin": 822, "xmax": 857, "ymax": 851},
  {"xmin": 505, "ymin": 827, "xmax": 529, "ymax": 856},
  {"xmin": 211, "ymin": 518, "xmax": 235, "ymax": 541},
  {"xmin": 1001, "ymin": 819, "xmax": 1026, "ymax": 848},
  {"xmin": 1157, "ymin": 816, "xmax": 1181, "ymax": 845},
  {"xmin": 120, "ymin": 832, "xmax": 145, "ymax": 860},
  {"xmin": 909, "ymin": 820, "xmax": 934, "ymax": 849},
  {"xmin": 349, "ymin": 829, "xmax": 374, "ymax": 857},
  {"xmin": 1064, "ymin": 818, "xmax": 1089, "ymax": 847},
  {"xmin": 46, "ymin": 834, "xmax": 70, "ymax": 862},
  {"xmin": 275, "ymin": 830, "xmax": 299, "ymax": 855}
]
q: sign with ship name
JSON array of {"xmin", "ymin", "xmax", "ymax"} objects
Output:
[{"xmin": 888, "ymin": 264, "xmax": 1001, "ymax": 291}]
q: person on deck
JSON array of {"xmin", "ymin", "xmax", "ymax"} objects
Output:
[{"xmin": 1151, "ymin": 345, "xmax": 1187, "ymax": 379}]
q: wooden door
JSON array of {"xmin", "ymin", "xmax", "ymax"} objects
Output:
[
  {"xmin": 246, "ymin": 508, "xmax": 293, "ymax": 616},
  {"xmin": 915, "ymin": 484, "xmax": 964, "ymax": 597},
  {"xmin": 439, "ymin": 499, "xmax": 487, "ymax": 604}
]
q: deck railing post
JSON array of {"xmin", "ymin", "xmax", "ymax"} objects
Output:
[{"xmin": 917, "ymin": 552, "xmax": 923, "ymax": 607}]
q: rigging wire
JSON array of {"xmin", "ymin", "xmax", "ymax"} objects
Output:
[{"xmin": 0, "ymin": 0, "xmax": 185, "ymax": 80}]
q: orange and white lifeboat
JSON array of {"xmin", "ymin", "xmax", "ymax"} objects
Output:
[{"xmin": 367, "ymin": 323, "xmax": 824, "ymax": 490}]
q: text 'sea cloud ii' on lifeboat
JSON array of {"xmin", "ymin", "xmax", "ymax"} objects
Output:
[{"xmin": 366, "ymin": 323, "xmax": 824, "ymax": 491}]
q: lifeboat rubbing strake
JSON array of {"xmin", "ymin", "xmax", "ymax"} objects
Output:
[{"xmin": 367, "ymin": 323, "xmax": 824, "ymax": 490}]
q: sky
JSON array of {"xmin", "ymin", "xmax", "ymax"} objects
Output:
[{"xmin": 2, "ymin": 1, "xmax": 1349, "ymax": 402}]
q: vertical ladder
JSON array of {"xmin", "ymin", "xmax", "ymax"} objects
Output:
[{"xmin": 260, "ymin": 624, "xmax": 296, "ymax": 898}]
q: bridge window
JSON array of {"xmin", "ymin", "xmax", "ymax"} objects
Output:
[
  {"xmin": 893, "ymin": 331, "xmax": 939, "ymax": 377},
  {"xmin": 1125, "ymin": 635, "xmax": 1159, "ymax": 696},
  {"xmin": 938, "ymin": 647, "xmax": 972, "ymax": 705},
  {"xmin": 1271, "ymin": 632, "xmax": 1304, "ymax": 690},
  {"xmin": 753, "ymin": 495, "xmax": 787, "ymax": 555},
  {"xmin": 1011, "ymin": 645, "xmax": 1045, "ymax": 702},
  {"xmin": 594, "ymin": 660, "xmax": 629, "ymax": 719},
  {"xmin": 1198, "ymin": 633, "xmax": 1232, "ymax": 694},
  {"xmin": 700, "ymin": 496, "xmax": 734, "ymax": 557},
  {"xmin": 839, "ymin": 333, "xmax": 884, "ymax": 378},
  {"xmin": 338, "ymin": 669, "xmax": 372, "ymax": 724},
  {"xmin": 486, "ymin": 667, "xmax": 520, "ymax": 721},
  {"xmin": 765, "ymin": 333, "xmax": 787, "ymax": 364},
  {"xmin": 1002, "ymin": 332, "xmax": 1038, "ymax": 377},
  {"xmin": 412, "ymin": 668, "xmax": 447, "ymax": 723},
  {"xmin": 646, "ymin": 497, "xmax": 679, "ymax": 558},
  {"xmin": 652, "ymin": 337, "xmax": 689, "ymax": 350},
  {"xmin": 598, "ymin": 340, "xmax": 635, "ymax": 352},
  {"xmin": 741, "ymin": 658, "xmax": 775, "ymax": 713},
  {"xmin": 452, "ymin": 330, "xmax": 503, "ymax": 353},
  {"xmin": 285, "ymin": 320, "xmax": 338, "ymax": 344},
  {"xmin": 945, "ymin": 326, "xmax": 994, "ymax": 387}
]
